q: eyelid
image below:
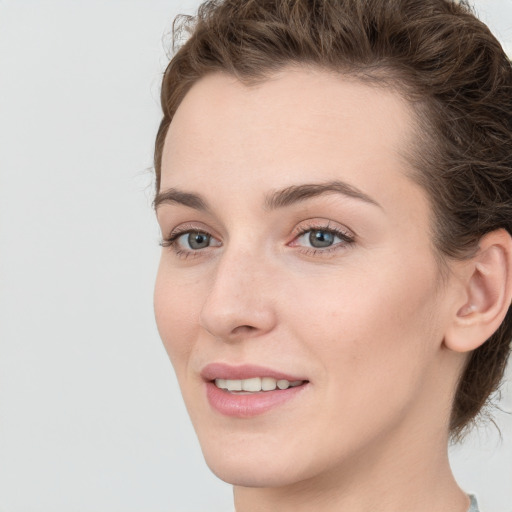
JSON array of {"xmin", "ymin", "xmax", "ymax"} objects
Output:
[
  {"xmin": 164, "ymin": 222, "xmax": 219, "ymax": 241},
  {"xmin": 290, "ymin": 219, "xmax": 355, "ymax": 240}
]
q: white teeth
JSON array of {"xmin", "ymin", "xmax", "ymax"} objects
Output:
[
  {"xmin": 214, "ymin": 377, "xmax": 305, "ymax": 392},
  {"xmin": 277, "ymin": 379, "xmax": 289, "ymax": 390},
  {"xmin": 242, "ymin": 377, "xmax": 261, "ymax": 392},
  {"xmin": 215, "ymin": 379, "xmax": 226, "ymax": 389},
  {"xmin": 226, "ymin": 380, "xmax": 242, "ymax": 391},
  {"xmin": 261, "ymin": 377, "xmax": 277, "ymax": 391}
]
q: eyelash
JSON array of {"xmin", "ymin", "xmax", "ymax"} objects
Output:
[{"xmin": 160, "ymin": 222, "xmax": 355, "ymax": 259}]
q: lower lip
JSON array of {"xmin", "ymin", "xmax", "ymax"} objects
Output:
[{"xmin": 205, "ymin": 381, "xmax": 308, "ymax": 418}]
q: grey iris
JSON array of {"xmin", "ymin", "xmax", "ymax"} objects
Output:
[
  {"xmin": 310, "ymin": 230, "xmax": 334, "ymax": 248},
  {"xmin": 188, "ymin": 232, "xmax": 210, "ymax": 249}
]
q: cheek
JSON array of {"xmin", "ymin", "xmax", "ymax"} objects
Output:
[
  {"xmin": 153, "ymin": 262, "xmax": 201, "ymax": 374},
  {"xmin": 273, "ymin": 260, "xmax": 444, "ymax": 469},
  {"xmin": 292, "ymin": 256, "xmax": 442, "ymax": 400}
]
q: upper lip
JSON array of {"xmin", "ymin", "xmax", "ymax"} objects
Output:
[{"xmin": 200, "ymin": 363, "xmax": 308, "ymax": 382}]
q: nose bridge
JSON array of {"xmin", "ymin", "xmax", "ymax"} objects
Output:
[{"xmin": 199, "ymin": 241, "xmax": 276, "ymax": 340}]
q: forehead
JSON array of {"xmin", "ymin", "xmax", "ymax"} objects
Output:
[{"xmin": 161, "ymin": 66, "xmax": 421, "ymax": 212}]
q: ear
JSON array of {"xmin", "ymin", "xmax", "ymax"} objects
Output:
[{"xmin": 444, "ymin": 229, "xmax": 512, "ymax": 353}]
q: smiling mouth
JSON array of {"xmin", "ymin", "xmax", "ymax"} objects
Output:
[
  {"xmin": 204, "ymin": 367, "xmax": 310, "ymax": 416},
  {"xmin": 214, "ymin": 377, "xmax": 308, "ymax": 393}
]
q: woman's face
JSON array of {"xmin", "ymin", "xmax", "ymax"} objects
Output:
[{"xmin": 154, "ymin": 68, "xmax": 461, "ymax": 488}]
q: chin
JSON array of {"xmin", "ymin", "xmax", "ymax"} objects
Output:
[
  {"xmin": 198, "ymin": 431, "xmax": 331, "ymax": 489},
  {"xmin": 204, "ymin": 453, "xmax": 305, "ymax": 488}
]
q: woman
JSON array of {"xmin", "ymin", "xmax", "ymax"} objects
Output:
[{"xmin": 152, "ymin": 1, "xmax": 512, "ymax": 510}]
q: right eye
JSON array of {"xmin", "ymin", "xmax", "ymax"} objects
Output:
[{"xmin": 161, "ymin": 229, "xmax": 222, "ymax": 256}]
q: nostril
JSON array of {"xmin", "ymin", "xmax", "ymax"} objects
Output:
[{"xmin": 232, "ymin": 325, "xmax": 257, "ymax": 336}]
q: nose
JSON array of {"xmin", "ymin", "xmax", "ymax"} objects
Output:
[{"xmin": 199, "ymin": 247, "xmax": 278, "ymax": 341}]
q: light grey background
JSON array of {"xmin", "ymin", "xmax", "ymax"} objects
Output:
[{"xmin": 0, "ymin": 1, "xmax": 511, "ymax": 511}]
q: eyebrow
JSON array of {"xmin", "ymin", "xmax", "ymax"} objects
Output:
[
  {"xmin": 154, "ymin": 180, "xmax": 381, "ymax": 211},
  {"xmin": 264, "ymin": 180, "xmax": 381, "ymax": 210},
  {"xmin": 154, "ymin": 188, "xmax": 209, "ymax": 211}
]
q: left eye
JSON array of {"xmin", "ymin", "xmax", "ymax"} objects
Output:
[{"xmin": 295, "ymin": 228, "xmax": 349, "ymax": 249}]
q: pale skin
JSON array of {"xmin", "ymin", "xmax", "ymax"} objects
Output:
[{"xmin": 154, "ymin": 67, "xmax": 512, "ymax": 512}]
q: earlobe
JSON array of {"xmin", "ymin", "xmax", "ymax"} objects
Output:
[{"xmin": 444, "ymin": 229, "xmax": 512, "ymax": 353}]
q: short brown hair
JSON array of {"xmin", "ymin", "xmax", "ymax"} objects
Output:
[{"xmin": 154, "ymin": 0, "xmax": 512, "ymax": 440}]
